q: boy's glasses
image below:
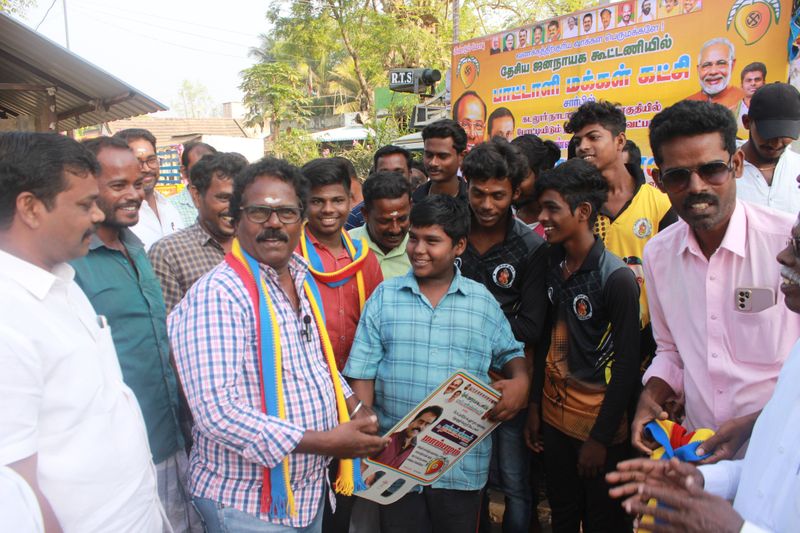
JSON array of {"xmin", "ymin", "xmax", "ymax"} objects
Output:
[
  {"xmin": 658, "ymin": 158, "xmax": 733, "ymax": 194},
  {"xmin": 241, "ymin": 205, "xmax": 303, "ymax": 224}
]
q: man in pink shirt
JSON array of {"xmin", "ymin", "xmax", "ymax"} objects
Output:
[{"xmin": 631, "ymin": 100, "xmax": 800, "ymax": 463}]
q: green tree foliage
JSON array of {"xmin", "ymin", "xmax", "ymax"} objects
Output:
[
  {"xmin": 243, "ymin": 0, "xmax": 591, "ymax": 141},
  {"xmin": 172, "ymin": 80, "xmax": 216, "ymax": 119},
  {"xmin": 0, "ymin": 0, "xmax": 36, "ymax": 15},
  {"xmin": 270, "ymin": 128, "xmax": 320, "ymax": 166},
  {"xmin": 239, "ymin": 62, "xmax": 311, "ymax": 139}
]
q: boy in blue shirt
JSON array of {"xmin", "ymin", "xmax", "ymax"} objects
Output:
[{"xmin": 345, "ymin": 195, "xmax": 528, "ymax": 533}]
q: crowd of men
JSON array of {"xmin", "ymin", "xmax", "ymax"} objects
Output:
[{"xmin": 1, "ymin": 80, "xmax": 799, "ymax": 533}]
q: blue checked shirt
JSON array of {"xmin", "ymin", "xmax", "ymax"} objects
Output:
[
  {"xmin": 344, "ymin": 269, "xmax": 524, "ymax": 491},
  {"xmin": 168, "ymin": 254, "xmax": 352, "ymax": 527}
]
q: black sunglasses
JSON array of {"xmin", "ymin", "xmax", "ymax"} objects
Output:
[{"xmin": 657, "ymin": 158, "xmax": 734, "ymax": 193}]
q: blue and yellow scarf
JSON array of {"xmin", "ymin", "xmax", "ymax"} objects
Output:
[
  {"xmin": 299, "ymin": 223, "xmax": 369, "ymax": 311},
  {"xmin": 225, "ymin": 238, "xmax": 366, "ymax": 518}
]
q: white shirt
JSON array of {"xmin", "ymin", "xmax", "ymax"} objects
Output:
[
  {"xmin": 131, "ymin": 191, "xmax": 186, "ymax": 251},
  {"xmin": 0, "ymin": 249, "xmax": 162, "ymax": 533},
  {"xmin": 562, "ymin": 23, "xmax": 579, "ymax": 38},
  {"xmin": 0, "ymin": 466, "xmax": 43, "ymax": 533},
  {"xmin": 699, "ymin": 339, "xmax": 800, "ymax": 533},
  {"xmin": 737, "ymin": 147, "xmax": 800, "ymax": 215}
]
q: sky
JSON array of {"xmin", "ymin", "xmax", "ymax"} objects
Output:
[{"xmin": 12, "ymin": 0, "xmax": 271, "ymax": 115}]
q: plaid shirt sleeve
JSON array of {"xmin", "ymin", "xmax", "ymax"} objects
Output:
[
  {"xmin": 169, "ymin": 275, "xmax": 306, "ymax": 468},
  {"xmin": 342, "ymin": 286, "xmax": 384, "ymax": 380},
  {"xmin": 148, "ymin": 239, "xmax": 183, "ymax": 313}
]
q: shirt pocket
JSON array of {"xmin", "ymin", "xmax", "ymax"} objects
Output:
[{"xmin": 729, "ymin": 304, "xmax": 784, "ymax": 366}]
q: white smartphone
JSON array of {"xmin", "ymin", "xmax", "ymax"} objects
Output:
[{"xmin": 735, "ymin": 287, "xmax": 775, "ymax": 313}]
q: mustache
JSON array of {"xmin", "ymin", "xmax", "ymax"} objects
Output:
[
  {"xmin": 256, "ymin": 229, "xmax": 289, "ymax": 242},
  {"xmin": 683, "ymin": 193, "xmax": 718, "ymax": 209},
  {"xmin": 117, "ymin": 201, "xmax": 141, "ymax": 209}
]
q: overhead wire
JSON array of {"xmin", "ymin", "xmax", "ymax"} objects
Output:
[
  {"xmin": 35, "ymin": 0, "xmax": 59, "ymax": 30},
  {"xmin": 74, "ymin": 0, "xmax": 264, "ymax": 37}
]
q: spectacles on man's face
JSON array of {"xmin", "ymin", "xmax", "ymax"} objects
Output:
[
  {"xmin": 458, "ymin": 120, "xmax": 485, "ymax": 135},
  {"xmin": 657, "ymin": 158, "xmax": 734, "ymax": 194},
  {"xmin": 137, "ymin": 155, "xmax": 160, "ymax": 169},
  {"xmin": 241, "ymin": 205, "xmax": 303, "ymax": 224}
]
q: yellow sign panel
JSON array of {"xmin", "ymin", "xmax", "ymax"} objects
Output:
[{"xmin": 451, "ymin": 0, "xmax": 789, "ymax": 170}]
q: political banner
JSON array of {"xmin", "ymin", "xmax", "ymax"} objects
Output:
[
  {"xmin": 450, "ymin": 0, "xmax": 791, "ymax": 172},
  {"xmin": 357, "ymin": 372, "xmax": 500, "ymax": 505}
]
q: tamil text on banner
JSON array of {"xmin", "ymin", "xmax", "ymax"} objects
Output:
[{"xmin": 451, "ymin": 0, "xmax": 791, "ymax": 173}]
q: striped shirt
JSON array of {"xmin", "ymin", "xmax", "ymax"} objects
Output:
[
  {"xmin": 148, "ymin": 222, "xmax": 226, "ymax": 312},
  {"xmin": 344, "ymin": 269, "xmax": 524, "ymax": 491},
  {"xmin": 167, "ymin": 254, "xmax": 352, "ymax": 527}
]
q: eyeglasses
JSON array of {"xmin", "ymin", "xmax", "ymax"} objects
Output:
[
  {"xmin": 787, "ymin": 236, "xmax": 800, "ymax": 258},
  {"xmin": 241, "ymin": 205, "xmax": 303, "ymax": 224},
  {"xmin": 458, "ymin": 120, "xmax": 485, "ymax": 134},
  {"xmin": 657, "ymin": 159, "xmax": 734, "ymax": 194},
  {"xmin": 137, "ymin": 156, "xmax": 160, "ymax": 169}
]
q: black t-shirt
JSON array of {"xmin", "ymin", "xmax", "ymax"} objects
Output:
[
  {"xmin": 459, "ymin": 216, "xmax": 547, "ymax": 347},
  {"xmin": 411, "ymin": 178, "xmax": 468, "ymax": 204},
  {"xmin": 535, "ymin": 238, "xmax": 641, "ymax": 445}
]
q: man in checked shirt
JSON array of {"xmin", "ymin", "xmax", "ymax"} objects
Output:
[{"xmin": 168, "ymin": 158, "xmax": 387, "ymax": 532}]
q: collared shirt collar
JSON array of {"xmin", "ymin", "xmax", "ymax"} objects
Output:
[
  {"xmin": 258, "ymin": 251, "xmax": 311, "ymax": 287},
  {"xmin": 551, "ymin": 236, "xmax": 605, "ymax": 274},
  {"xmin": 361, "ymin": 225, "xmax": 409, "ymax": 259},
  {"xmin": 398, "ymin": 267, "xmax": 470, "ymax": 297},
  {"xmin": 0, "ymin": 247, "xmax": 73, "ymax": 301},
  {"xmin": 678, "ymin": 200, "xmax": 746, "ymax": 258},
  {"xmin": 88, "ymin": 227, "xmax": 144, "ymax": 252},
  {"xmin": 189, "ymin": 222, "xmax": 225, "ymax": 250}
]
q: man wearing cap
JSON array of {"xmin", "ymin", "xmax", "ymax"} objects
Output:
[{"xmin": 737, "ymin": 83, "xmax": 800, "ymax": 215}]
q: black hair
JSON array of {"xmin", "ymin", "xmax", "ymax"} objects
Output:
[
  {"xmin": 373, "ymin": 145, "xmax": 412, "ymax": 171},
  {"xmin": 534, "ymin": 158, "xmax": 608, "ymax": 226},
  {"xmin": 409, "ymin": 195, "xmax": 470, "ymax": 244},
  {"xmin": 461, "ymin": 137, "xmax": 528, "ymax": 189},
  {"xmin": 230, "ymin": 157, "xmax": 309, "ymax": 224},
  {"xmin": 740, "ymin": 61, "xmax": 767, "ymax": 82},
  {"xmin": 567, "ymin": 136, "xmax": 579, "ymax": 159},
  {"xmin": 81, "ymin": 135, "xmax": 132, "ymax": 156},
  {"xmin": 410, "ymin": 159, "xmax": 428, "ymax": 177},
  {"xmin": 301, "ymin": 158, "xmax": 352, "ymax": 193},
  {"xmin": 511, "ymin": 134, "xmax": 561, "ymax": 176},
  {"xmin": 648, "ymin": 100, "xmax": 738, "ymax": 167},
  {"xmin": 487, "ymin": 107, "xmax": 515, "ymax": 138},
  {"xmin": 190, "ymin": 152, "xmax": 249, "ymax": 195},
  {"xmin": 583, "ymin": 12, "xmax": 593, "ymax": 20},
  {"xmin": 181, "ymin": 141, "xmax": 217, "ymax": 169},
  {"xmin": 601, "ymin": 8, "xmax": 611, "ymax": 16},
  {"xmin": 362, "ymin": 171, "xmax": 412, "ymax": 211},
  {"xmin": 414, "ymin": 405, "xmax": 444, "ymax": 421},
  {"xmin": 330, "ymin": 156, "xmax": 358, "ymax": 180},
  {"xmin": 565, "ymin": 100, "xmax": 626, "ymax": 137},
  {"xmin": 113, "ymin": 128, "xmax": 157, "ymax": 152},
  {"xmin": 547, "ymin": 20, "xmax": 559, "ymax": 29},
  {"xmin": 409, "ymin": 160, "xmax": 428, "ymax": 189},
  {"xmin": 0, "ymin": 132, "xmax": 100, "ymax": 229},
  {"xmin": 623, "ymin": 140, "xmax": 642, "ymax": 167},
  {"xmin": 422, "ymin": 119, "xmax": 468, "ymax": 154}
]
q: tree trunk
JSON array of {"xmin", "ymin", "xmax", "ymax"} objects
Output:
[{"xmin": 327, "ymin": 0, "xmax": 374, "ymax": 115}]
